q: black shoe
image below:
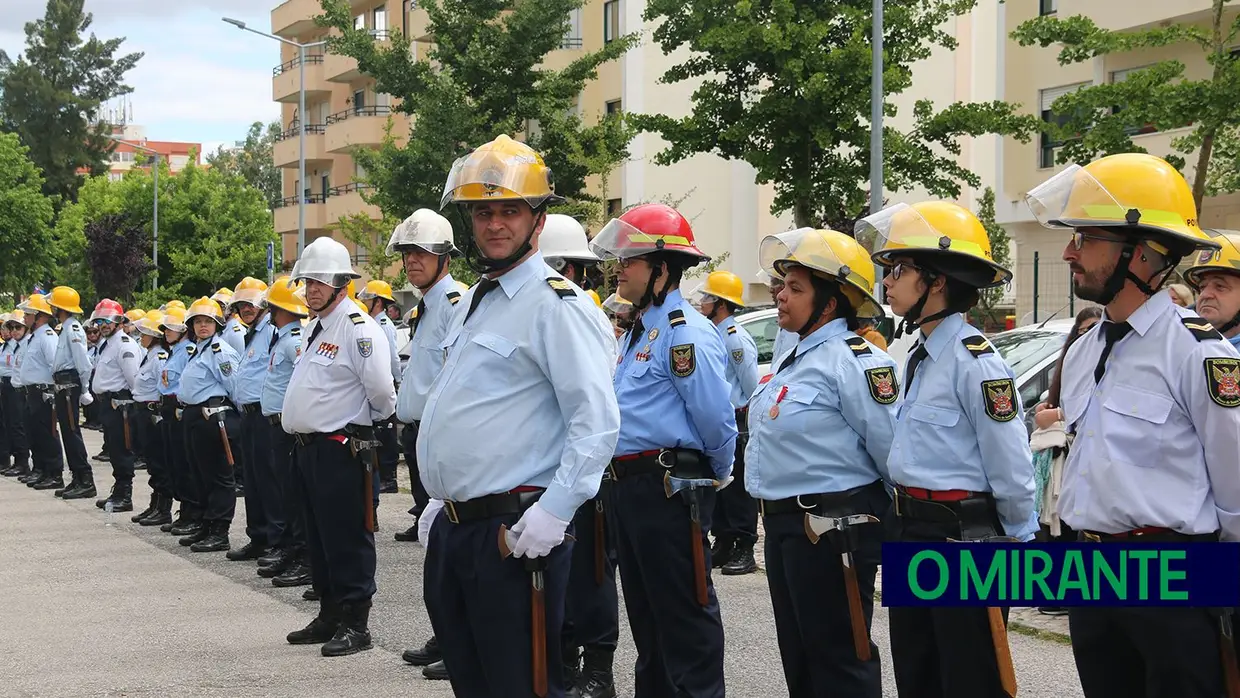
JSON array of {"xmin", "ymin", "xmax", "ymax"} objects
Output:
[
  {"xmin": 272, "ymin": 564, "xmax": 312, "ymax": 587},
  {"xmin": 402, "ymin": 636, "xmax": 441, "ymax": 666},
  {"xmin": 133, "ymin": 458, "xmax": 146, "ymax": 471},
  {"xmin": 131, "ymin": 495, "xmax": 159, "ymax": 522},
  {"xmin": 422, "ymin": 660, "xmax": 450, "ymax": 680},
  {"xmin": 287, "ymin": 600, "xmax": 339, "ymax": 645},
  {"xmin": 258, "ymin": 548, "xmax": 286, "ymax": 567},
  {"xmin": 394, "ymin": 524, "xmax": 418, "ymax": 543},
  {"xmin": 225, "ymin": 540, "xmax": 268, "ymax": 561},
  {"xmin": 92, "ymin": 452, "xmax": 110, "ymax": 462},
  {"xmin": 101, "ymin": 496, "xmax": 133, "ymax": 512},
  {"xmin": 321, "ymin": 602, "xmax": 373, "ymax": 657},
  {"xmin": 33, "ymin": 477, "xmax": 66, "ymax": 491},
  {"xmin": 140, "ymin": 507, "xmax": 173, "ymax": 526},
  {"xmin": 259, "ymin": 553, "xmax": 296, "ymax": 578},
  {"xmin": 710, "ymin": 536, "xmax": 736, "ymax": 569},
  {"xmin": 54, "ymin": 476, "xmax": 79, "ymax": 497},
  {"xmin": 170, "ymin": 517, "xmax": 200, "ymax": 536},
  {"xmin": 178, "ymin": 523, "xmax": 208, "ymax": 546},
  {"xmin": 2, "ymin": 465, "xmax": 29, "ymax": 477},
  {"xmin": 563, "ymin": 645, "xmax": 581, "ymax": 694},
  {"xmin": 577, "ymin": 648, "xmax": 616, "ymax": 698},
  {"xmin": 62, "ymin": 481, "xmax": 97, "ymax": 499},
  {"xmin": 191, "ymin": 529, "xmax": 231, "ymax": 553},
  {"xmin": 721, "ymin": 542, "xmax": 758, "ymax": 576},
  {"xmin": 1038, "ymin": 607, "xmax": 1069, "ymax": 616},
  {"xmin": 379, "ymin": 480, "xmax": 398, "ymax": 494},
  {"xmin": 303, "ymin": 588, "xmax": 321, "ymax": 601}
]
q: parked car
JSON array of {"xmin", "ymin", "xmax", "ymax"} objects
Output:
[
  {"xmin": 987, "ymin": 319, "xmax": 1075, "ymax": 434},
  {"xmin": 737, "ymin": 305, "xmax": 913, "ymax": 377}
]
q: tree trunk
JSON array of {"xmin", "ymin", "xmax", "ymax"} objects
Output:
[
  {"xmin": 1194, "ymin": 0, "xmax": 1228, "ymax": 216},
  {"xmin": 793, "ymin": 197, "xmax": 813, "ymax": 228}
]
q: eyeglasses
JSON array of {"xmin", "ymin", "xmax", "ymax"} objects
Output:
[
  {"xmin": 1070, "ymin": 230, "xmax": 1126, "ymax": 250},
  {"xmin": 890, "ymin": 262, "xmax": 923, "ymax": 281},
  {"xmin": 616, "ymin": 258, "xmax": 646, "ymax": 269}
]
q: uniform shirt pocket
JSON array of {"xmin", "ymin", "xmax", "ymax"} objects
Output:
[
  {"xmin": 309, "ymin": 353, "xmax": 334, "ymax": 367},
  {"xmin": 768, "ymin": 385, "xmax": 820, "ymax": 432},
  {"xmin": 463, "ymin": 332, "xmax": 519, "ymax": 395},
  {"xmin": 904, "ymin": 403, "xmax": 964, "ymax": 466},
  {"xmin": 907, "ymin": 403, "xmax": 961, "ymax": 427},
  {"xmin": 1101, "ymin": 385, "xmax": 1173, "ymax": 465}
]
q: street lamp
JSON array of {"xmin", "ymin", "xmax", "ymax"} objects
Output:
[
  {"xmin": 109, "ymin": 136, "xmax": 161, "ymax": 291},
  {"xmin": 222, "ymin": 17, "xmax": 327, "ymax": 262}
]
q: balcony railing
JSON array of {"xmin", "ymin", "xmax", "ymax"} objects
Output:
[
  {"xmin": 273, "ymin": 193, "xmax": 327, "ymax": 208},
  {"xmin": 327, "ymin": 182, "xmax": 375, "ymax": 196},
  {"xmin": 325, "ymin": 104, "xmax": 394, "ymax": 124},
  {"xmin": 561, "ymin": 37, "xmax": 583, "ymax": 49},
  {"xmin": 276, "ymin": 124, "xmax": 327, "ymax": 142},
  {"xmin": 272, "ymin": 53, "xmax": 325, "ymax": 77}
]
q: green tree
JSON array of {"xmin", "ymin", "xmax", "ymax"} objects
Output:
[
  {"xmin": 315, "ymin": 0, "xmax": 638, "ymax": 239},
  {"xmin": 0, "ymin": 132, "xmax": 56, "ymax": 299},
  {"xmin": 635, "ymin": 0, "xmax": 1041, "ymax": 228},
  {"xmin": 975, "ymin": 187, "xmax": 1013, "ymax": 324},
  {"xmin": 334, "ymin": 212, "xmax": 404, "ymax": 285},
  {"xmin": 83, "ymin": 213, "xmax": 151, "ymax": 300},
  {"xmin": 1011, "ymin": 0, "xmax": 1240, "ymax": 212},
  {"xmin": 0, "ymin": 0, "xmax": 142, "ymax": 207},
  {"xmin": 207, "ymin": 120, "xmax": 283, "ymax": 207}
]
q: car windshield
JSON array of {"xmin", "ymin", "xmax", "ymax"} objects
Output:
[
  {"xmin": 989, "ymin": 329, "xmax": 1068, "ymax": 377},
  {"xmin": 739, "ymin": 314, "xmax": 779, "ymax": 365}
]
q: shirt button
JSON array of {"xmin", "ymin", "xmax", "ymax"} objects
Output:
[{"xmin": 1087, "ymin": 431, "xmax": 1094, "ymax": 437}]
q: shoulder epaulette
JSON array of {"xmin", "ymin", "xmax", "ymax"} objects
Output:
[
  {"xmin": 120, "ymin": 334, "xmax": 131, "ymax": 342},
  {"xmin": 669, "ymin": 309, "xmax": 687, "ymax": 327},
  {"xmin": 546, "ymin": 277, "xmax": 575, "ymax": 299},
  {"xmin": 290, "ymin": 327, "xmax": 302, "ymax": 336},
  {"xmin": 844, "ymin": 335, "xmax": 872, "ymax": 356},
  {"xmin": 962, "ymin": 335, "xmax": 995, "ymax": 357},
  {"xmin": 157, "ymin": 350, "xmax": 168, "ymax": 360},
  {"xmin": 186, "ymin": 345, "xmax": 197, "ymax": 356},
  {"xmin": 349, "ymin": 312, "xmax": 365, "ymax": 325},
  {"xmin": 212, "ymin": 342, "xmax": 222, "ymax": 353},
  {"xmin": 446, "ymin": 289, "xmax": 462, "ymax": 305},
  {"xmin": 727, "ymin": 325, "xmax": 737, "ymax": 335},
  {"xmin": 44, "ymin": 328, "xmax": 54, "ymax": 336},
  {"xmin": 1182, "ymin": 317, "xmax": 1223, "ymax": 342}
]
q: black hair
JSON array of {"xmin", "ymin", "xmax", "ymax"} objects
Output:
[
  {"xmin": 941, "ymin": 275, "xmax": 981, "ymax": 314},
  {"xmin": 807, "ymin": 273, "xmax": 860, "ymax": 332}
]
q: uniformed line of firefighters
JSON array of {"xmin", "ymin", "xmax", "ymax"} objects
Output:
[{"xmin": 3, "ymin": 138, "xmax": 1240, "ymax": 698}]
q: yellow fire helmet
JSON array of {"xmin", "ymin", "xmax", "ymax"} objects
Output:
[
  {"xmin": 700, "ymin": 271, "xmax": 747, "ymax": 308},
  {"xmin": 231, "ymin": 277, "xmax": 269, "ymax": 307},
  {"xmin": 586, "ymin": 290, "xmax": 602, "ymax": 308},
  {"xmin": 210, "ymin": 287, "xmax": 234, "ymax": 305},
  {"xmin": 1025, "ymin": 153, "xmax": 1219, "ymax": 259},
  {"xmin": 22, "ymin": 293, "xmax": 54, "ymax": 317},
  {"xmin": 440, "ymin": 134, "xmax": 563, "ymax": 210},
  {"xmin": 186, "ymin": 296, "xmax": 225, "ymax": 326},
  {"xmin": 125, "ymin": 308, "xmax": 146, "ymax": 323},
  {"xmin": 266, "ymin": 276, "xmax": 309, "ymax": 317},
  {"xmin": 1184, "ymin": 230, "xmax": 1240, "ymax": 290},
  {"xmin": 47, "ymin": 286, "xmax": 84, "ymax": 315},
  {"xmin": 602, "ymin": 292, "xmax": 632, "ymax": 314},
  {"xmin": 857, "ymin": 201, "xmax": 1011, "ymax": 289},
  {"xmin": 359, "ymin": 279, "xmax": 395, "ymax": 303},
  {"xmin": 761, "ymin": 228, "xmax": 883, "ymax": 319},
  {"xmin": 136, "ymin": 309, "xmax": 165, "ymax": 338},
  {"xmin": 159, "ymin": 307, "xmax": 188, "ymax": 334},
  {"xmin": 162, "ymin": 299, "xmax": 187, "ymax": 313}
]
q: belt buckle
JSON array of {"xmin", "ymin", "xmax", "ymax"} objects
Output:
[
  {"xmin": 607, "ymin": 463, "xmax": 618, "ymax": 481},
  {"xmin": 1083, "ymin": 531, "xmax": 1101, "ymax": 543},
  {"xmin": 759, "ymin": 500, "xmax": 767, "ymax": 517},
  {"xmin": 656, "ymin": 450, "xmax": 675, "ymax": 468},
  {"xmin": 795, "ymin": 494, "xmax": 817, "ymax": 511},
  {"xmin": 894, "ymin": 493, "xmax": 902, "ymax": 517},
  {"xmin": 444, "ymin": 501, "xmax": 460, "ymax": 524}
]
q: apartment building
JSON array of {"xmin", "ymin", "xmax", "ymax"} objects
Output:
[{"xmin": 95, "ymin": 125, "xmax": 200, "ymax": 181}]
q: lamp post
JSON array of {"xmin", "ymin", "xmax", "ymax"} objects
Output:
[
  {"xmin": 870, "ymin": 0, "xmax": 885, "ymax": 303},
  {"xmin": 223, "ymin": 17, "xmax": 326, "ymax": 262},
  {"xmin": 109, "ymin": 136, "xmax": 161, "ymax": 290}
]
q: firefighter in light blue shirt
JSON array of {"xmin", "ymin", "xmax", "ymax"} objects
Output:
[
  {"xmin": 358, "ymin": 278, "xmax": 402, "ymax": 498},
  {"xmin": 177, "ymin": 297, "xmax": 242, "ymax": 554},
  {"xmin": 746, "ymin": 228, "xmax": 898, "ymax": 698},
  {"xmin": 1185, "ymin": 231, "xmax": 1240, "ymax": 351},
  {"xmin": 592, "ymin": 203, "xmax": 735, "ymax": 698},
  {"xmin": 158, "ymin": 305, "xmax": 202, "ymax": 535},
  {"xmin": 759, "ymin": 269, "xmax": 800, "ymax": 368},
  {"xmin": 857, "ymin": 200, "xmax": 1033, "ymax": 698},
  {"xmin": 18, "ymin": 294, "xmax": 66, "ymax": 489},
  {"xmin": 1, "ymin": 312, "xmax": 31, "ymax": 478},
  {"xmin": 695, "ymin": 270, "xmax": 762, "ymax": 578},
  {"xmin": 219, "ymin": 294, "xmax": 248, "ymax": 356},
  {"xmin": 131, "ymin": 309, "xmax": 172, "ymax": 526},
  {"xmin": 47, "ymin": 286, "xmax": 93, "ymax": 489}
]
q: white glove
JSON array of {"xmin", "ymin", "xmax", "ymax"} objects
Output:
[
  {"xmin": 79, "ymin": 392, "xmax": 94, "ymax": 406},
  {"xmin": 510, "ymin": 502, "xmax": 570, "ymax": 559},
  {"xmin": 715, "ymin": 475, "xmax": 734, "ymax": 491},
  {"xmin": 418, "ymin": 499, "xmax": 444, "ymax": 548}
]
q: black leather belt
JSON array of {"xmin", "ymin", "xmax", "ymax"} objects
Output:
[
  {"xmin": 293, "ymin": 430, "xmax": 348, "ymax": 447},
  {"xmin": 760, "ymin": 480, "xmax": 885, "ymax": 517},
  {"xmin": 608, "ymin": 448, "xmax": 708, "ymax": 481},
  {"xmin": 142, "ymin": 401, "xmax": 160, "ymax": 412},
  {"xmin": 241, "ymin": 402, "xmax": 262, "ymax": 415},
  {"xmin": 24, "ymin": 383, "xmax": 52, "ymax": 395},
  {"xmin": 53, "ymin": 370, "xmax": 80, "ymax": 384},
  {"xmin": 267, "ymin": 413, "xmax": 282, "ymax": 426},
  {"xmin": 1081, "ymin": 528, "xmax": 1218, "ymax": 543},
  {"xmin": 893, "ymin": 488, "xmax": 995, "ymax": 523},
  {"xmin": 443, "ymin": 489, "xmax": 543, "ymax": 525}
]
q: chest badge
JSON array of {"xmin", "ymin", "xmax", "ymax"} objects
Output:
[
  {"xmin": 770, "ymin": 385, "xmax": 788, "ymax": 419},
  {"xmin": 315, "ymin": 342, "xmax": 339, "ymax": 360},
  {"xmin": 1206, "ymin": 357, "xmax": 1240, "ymax": 408},
  {"xmin": 647, "ymin": 328, "xmax": 659, "ymax": 342},
  {"xmin": 981, "ymin": 378, "xmax": 1017, "ymax": 422}
]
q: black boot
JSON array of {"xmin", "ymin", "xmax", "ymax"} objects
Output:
[
  {"xmin": 132, "ymin": 494, "xmax": 159, "ymax": 522},
  {"xmin": 170, "ymin": 513, "xmax": 200, "ymax": 536},
  {"xmin": 394, "ymin": 524, "xmax": 418, "ymax": 542},
  {"xmin": 710, "ymin": 535, "xmax": 736, "ymax": 569},
  {"xmin": 225, "ymin": 540, "xmax": 268, "ymax": 561},
  {"xmin": 2, "ymin": 462, "xmax": 29, "ymax": 477},
  {"xmin": 422, "ymin": 660, "xmax": 450, "ymax": 680},
  {"xmin": 563, "ymin": 644, "xmax": 581, "ymax": 696},
  {"xmin": 401, "ymin": 635, "xmax": 441, "ymax": 666},
  {"xmin": 140, "ymin": 495, "xmax": 173, "ymax": 526},
  {"xmin": 61, "ymin": 474, "xmax": 97, "ymax": 500},
  {"xmin": 303, "ymin": 588, "xmax": 320, "ymax": 601},
  {"xmin": 190, "ymin": 522, "xmax": 231, "ymax": 552},
  {"xmin": 33, "ymin": 473, "xmax": 65, "ymax": 490},
  {"xmin": 258, "ymin": 548, "xmax": 287, "ymax": 568},
  {"xmin": 577, "ymin": 648, "xmax": 616, "ymax": 698},
  {"xmin": 95, "ymin": 486, "xmax": 117, "ymax": 509},
  {"xmin": 287, "ymin": 598, "xmax": 339, "ymax": 644},
  {"xmin": 721, "ymin": 539, "xmax": 758, "ymax": 576},
  {"xmin": 99, "ymin": 483, "xmax": 133, "ymax": 512},
  {"xmin": 321, "ymin": 601, "xmax": 373, "ymax": 657},
  {"xmin": 165, "ymin": 509, "xmax": 190, "ymax": 533},
  {"xmin": 177, "ymin": 521, "xmax": 208, "ymax": 546},
  {"xmin": 272, "ymin": 563, "xmax": 312, "ymax": 587},
  {"xmin": 19, "ymin": 469, "xmax": 42, "ymax": 485},
  {"xmin": 54, "ymin": 474, "xmax": 79, "ymax": 497},
  {"xmin": 258, "ymin": 550, "xmax": 296, "ymax": 578}
]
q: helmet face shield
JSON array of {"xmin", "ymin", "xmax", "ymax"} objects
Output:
[
  {"xmin": 591, "ymin": 218, "xmax": 694, "ymax": 260},
  {"xmin": 760, "ymin": 228, "xmax": 882, "ymax": 319},
  {"xmin": 440, "ymin": 137, "xmax": 559, "ymax": 210}
]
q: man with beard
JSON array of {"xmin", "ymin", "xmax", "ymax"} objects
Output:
[{"xmin": 1026, "ymin": 153, "xmax": 1240, "ymax": 698}]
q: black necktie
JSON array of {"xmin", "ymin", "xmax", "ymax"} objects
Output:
[
  {"xmin": 626, "ymin": 316, "xmax": 646, "ymax": 353},
  {"xmin": 410, "ymin": 299, "xmax": 427, "ymax": 336},
  {"xmin": 268, "ymin": 327, "xmax": 281, "ymax": 355},
  {"xmin": 244, "ymin": 325, "xmax": 256, "ymax": 348},
  {"xmin": 776, "ymin": 348, "xmax": 798, "ymax": 374},
  {"xmin": 465, "ymin": 278, "xmax": 499, "ymax": 323},
  {"xmin": 904, "ymin": 343, "xmax": 929, "ymax": 397},
  {"xmin": 1093, "ymin": 321, "xmax": 1132, "ymax": 384},
  {"xmin": 305, "ymin": 321, "xmax": 324, "ymax": 349}
]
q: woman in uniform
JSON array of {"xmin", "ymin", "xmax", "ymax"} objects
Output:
[
  {"xmin": 745, "ymin": 228, "xmax": 899, "ymax": 698},
  {"xmin": 131, "ymin": 309, "xmax": 172, "ymax": 527},
  {"xmin": 159, "ymin": 306, "xmax": 198, "ymax": 537}
]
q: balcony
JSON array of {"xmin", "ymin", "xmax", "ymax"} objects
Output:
[
  {"xmin": 326, "ymin": 30, "xmax": 392, "ymax": 82},
  {"xmin": 271, "ymin": 0, "xmax": 321, "ymax": 38},
  {"xmin": 326, "ymin": 182, "xmax": 381, "ymax": 224},
  {"xmin": 273, "ymin": 193, "xmax": 329, "ymax": 234},
  {"xmin": 1060, "ymin": 0, "xmax": 1217, "ymax": 31},
  {"xmin": 325, "ymin": 105, "xmax": 394, "ymax": 153},
  {"xmin": 273, "ymin": 124, "xmax": 331, "ymax": 169},
  {"xmin": 272, "ymin": 54, "xmax": 330, "ymax": 103}
]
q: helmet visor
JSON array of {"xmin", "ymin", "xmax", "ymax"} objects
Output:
[
  {"xmin": 591, "ymin": 218, "xmax": 692, "ymax": 260},
  {"xmin": 855, "ymin": 203, "xmax": 991, "ymax": 262},
  {"xmin": 231, "ymin": 289, "xmax": 266, "ymax": 307},
  {"xmin": 440, "ymin": 151, "xmax": 552, "ymax": 209},
  {"xmin": 602, "ymin": 293, "xmax": 632, "ymax": 314},
  {"xmin": 761, "ymin": 229, "xmax": 882, "ymax": 319}
]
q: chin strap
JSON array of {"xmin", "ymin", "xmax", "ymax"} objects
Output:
[
  {"xmin": 309, "ymin": 286, "xmax": 345, "ymax": 315},
  {"xmin": 464, "ymin": 210, "xmax": 544, "ymax": 275},
  {"xmin": 1094, "ymin": 242, "xmax": 1178, "ymax": 305},
  {"xmin": 1218, "ymin": 311, "xmax": 1240, "ymax": 336},
  {"xmin": 633, "ymin": 262, "xmax": 664, "ymax": 311}
]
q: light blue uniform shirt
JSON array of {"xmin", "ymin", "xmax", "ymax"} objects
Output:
[
  {"xmin": 772, "ymin": 328, "xmax": 798, "ymax": 373},
  {"xmin": 233, "ymin": 314, "xmax": 275, "ymax": 406},
  {"xmin": 52, "ymin": 317, "xmax": 92, "ymax": 384},
  {"xmin": 159, "ymin": 339, "xmax": 192, "ymax": 397},
  {"xmin": 745, "ymin": 319, "xmax": 898, "ymax": 499},
  {"xmin": 376, "ymin": 313, "xmax": 400, "ymax": 382},
  {"xmin": 10, "ymin": 335, "xmax": 29, "ymax": 387},
  {"xmin": 20, "ymin": 323, "xmax": 58, "ymax": 386},
  {"xmin": 397, "ymin": 274, "xmax": 461, "ymax": 423},
  {"xmin": 220, "ymin": 316, "xmax": 247, "ymax": 355},
  {"xmin": 417, "ymin": 253, "xmax": 621, "ymax": 522},
  {"xmin": 133, "ymin": 344, "xmax": 168, "ymax": 402},
  {"xmin": 1229, "ymin": 333, "xmax": 1240, "ymax": 350},
  {"xmin": 718, "ymin": 315, "xmax": 759, "ymax": 409},
  {"xmin": 614, "ymin": 289, "xmax": 737, "ymax": 479},
  {"xmin": 178, "ymin": 337, "xmax": 240, "ymax": 405},
  {"xmin": 0, "ymin": 338, "xmax": 18, "ymax": 379},
  {"xmin": 887, "ymin": 312, "xmax": 1038, "ymax": 541},
  {"xmin": 261, "ymin": 322, "xmax": 302, "ymax": 417}
]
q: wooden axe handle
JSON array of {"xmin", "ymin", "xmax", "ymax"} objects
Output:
[{"xmin": 988, "ymin": 606, "xmax": 1018, "ymax": 697}]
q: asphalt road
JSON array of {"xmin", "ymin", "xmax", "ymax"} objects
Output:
[{"xmin": 0, "ymin": 428, "xmax": 1084, "ymax": 697}]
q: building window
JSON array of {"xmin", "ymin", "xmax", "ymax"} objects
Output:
[
  {"xmin": 605, "ymin": 99, "xmax": 622, "ymax": 115},
  {"xmin": 353, "ymin": 89, "xmax": 367, "ymax": 113},
  {"xmin": 606, "ymin": 198, "xmax": 622, "ymax": 219},
  {"xmin": 1039, "ymin": 0, "xmax": 1056, "ymax": 15},
  {"xmin": 354, "ymin": 13, "xmax": 365, "ymax": 30},
  {"xmin": 1039, "ymin": 82, "xmax": 1089, "ymax": 169},
  {"xmin": 1110, "ymin": 66, "xmax": 1157, "ymax": 135},
  {"xmin": 563, "ymin": 7, "xmax": 583, "ymax": 49},
  {"xmin": 604, "ymin": 0, "xmax": 620, "ymax": 43},
  {"xmin": 373, "ymin": 7, "xmax": 387, "ymax": 34}
]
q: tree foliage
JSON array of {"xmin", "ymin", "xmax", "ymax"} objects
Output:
[
  {"xmin": 315, "ymin": 0, "xmax": 638, "ymax": 243},
  {"xmin": 976, "ymin": 187, "xmax": 1013, "ymax": 322},
  {"xmin": 84, "ymin": 213, "xmax": 151, "ymax": 300},
  {"xmin": 0, "ymin": 132, "xmax": 56, "ymax": 300},
  {"xmin": 0, "ymin": 0, "xmax": 142, "ymax": 207},
  {"xmin": 1011, "ymin": 0, "xmax": 1240, "ymax": 211},
  {"xmin": 207, "ymin": 120, "xmax": 283, "ymax": 207},
  {"xmin": 634, "ymin": 0, "xmax": 1042, "ymax": 228},
  {"xmin": 334, "ymin": 211, "xmax": 404, "ymax": 286}
]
